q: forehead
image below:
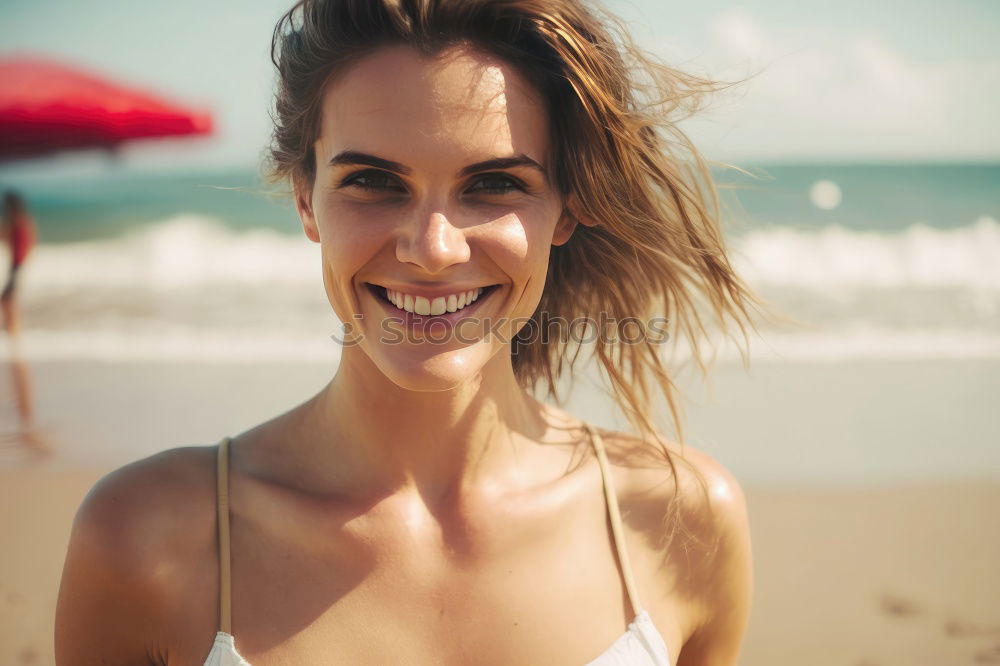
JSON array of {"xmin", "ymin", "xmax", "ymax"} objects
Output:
[{"xmin": 316, "ymin": 43, "xmax": 549, "ymax": 166}]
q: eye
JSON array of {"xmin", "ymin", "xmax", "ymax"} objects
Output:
[
  {"xmin": 467, "ymin": 174, "xmax": 524, "ymax": 195},
  {"xmin": 339, "ymin": 170, "xmax": 405, "ymax": 193}
]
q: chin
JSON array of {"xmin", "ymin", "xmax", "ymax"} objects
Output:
[{"xmin": 364, "ymin": 340, "xmax": 502, "ymax": 392}]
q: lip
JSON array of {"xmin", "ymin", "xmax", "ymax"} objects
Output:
[
  {"xmin": 364, "ymin": 282, "xmax": 502, "ymax": 328},
  {"xmin": 368, "ymin": 282, "xmax": 499, "ymax": 301}
]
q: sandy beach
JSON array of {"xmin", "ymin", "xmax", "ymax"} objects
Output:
[{"xmin": 2, "ymin": 358, "xmax": 999, "ymax": 665}]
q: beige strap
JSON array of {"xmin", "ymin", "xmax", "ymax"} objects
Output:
[
  {"xmin": 216, "ymin": 437, "xmax": 233, "ymax": 634},
  {"xmin": 584, "ymin": 422, "xmax": 644, "ymax": 618}
]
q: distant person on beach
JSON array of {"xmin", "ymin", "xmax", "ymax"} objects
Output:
[
  {"xmin": 56, "ymin": 1, "xmax": 763, "ymax": 664},
  {"xmin": 0, "ymin": 188, "xmax": 43, "ymax": 448},
  {"xmin": 0, "ymin": 189, "xmax": 37, "ymax": 338}
]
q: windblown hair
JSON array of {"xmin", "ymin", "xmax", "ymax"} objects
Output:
[{"xmin": 265, "ymin": 0, "xmax": 765, "ymax": 548}]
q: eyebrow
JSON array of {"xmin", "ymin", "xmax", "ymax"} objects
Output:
[
  {"xmin": 459, "ymin": 155, "xmax": 547, "ymax": 177},
  {"xmin": 327, "ymin": 151, "xmax": 546, "ymax": 178},
  {"xmin": 328, "ymin": 151, "xmax": 411, "ymax": 176}
]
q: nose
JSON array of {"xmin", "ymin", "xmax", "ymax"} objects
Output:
[{"xmin": 395, "ymin": 208, "xmax": 471, "ymax": 274}]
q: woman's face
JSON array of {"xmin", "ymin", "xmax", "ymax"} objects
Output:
[{"xmin": 295, "ymin": 43, "xmax": 578, "ymax": 391}]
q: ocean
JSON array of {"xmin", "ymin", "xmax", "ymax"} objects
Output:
[
  {"xmin": 1, "ymin": 162, "xmax": 996, "ymax": 363},
  {"xmin": 0, "ymin": 162, "xmax": 997, "ymax": 484}
]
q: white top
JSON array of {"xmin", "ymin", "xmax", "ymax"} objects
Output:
[{"xmin": 204, "ymin": 424, "xmax": 671, "ymax": 665}]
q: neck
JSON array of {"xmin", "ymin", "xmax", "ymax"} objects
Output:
[{"xmin": 300, "ymin": 346, "xmax": 554, "ymax": 505}]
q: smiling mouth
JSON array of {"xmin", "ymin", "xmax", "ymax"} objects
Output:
[{"xmin": 365, "ymin": 283, "xmax": 502, "ymax": 318}]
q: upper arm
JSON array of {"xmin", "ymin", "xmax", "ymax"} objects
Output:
[
  {"xmin": 55, "ymin": 458, "xmax": 181, "ymax": 665},
  {"xmin": 675, "ymin": 449, "xmax": 754, "ymax": 666}
]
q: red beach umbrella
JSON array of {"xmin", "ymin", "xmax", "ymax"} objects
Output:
[{"xmin": 0, "ymin": 55, "xmax": 214, "ymax": 161}]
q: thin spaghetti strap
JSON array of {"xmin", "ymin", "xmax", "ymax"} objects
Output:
[
  {"xmin": 216, "ymin": 437, "xmax": 233, "ymax": 635},
  {"xmin": 583, "ymin": 422, "xmax": 644, "ymax": 618}
]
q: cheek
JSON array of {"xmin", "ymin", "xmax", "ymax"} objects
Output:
[
  {"xmin": 482, "ymin": 211, "xmax": 557, "ymax": 341},
  {"xmin": 315, "ymin": 200, "xmax": 390, "ymax": 277},
  {"xmin": 483, "ymin": 211, "xmax": 552, "ymax": 279},
  {"xmin": 314, "ymin": 198, "xmax": 558, "ymax": 289}
]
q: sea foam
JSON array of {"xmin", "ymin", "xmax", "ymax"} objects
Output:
[{"xmin": 2, "ymin": 214, "xmax": 997, "ymax": 362}]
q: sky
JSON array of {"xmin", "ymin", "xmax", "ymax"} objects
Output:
[{"xmin": 1, "ymin": 0, "xmax": 998, "ymax": 172}]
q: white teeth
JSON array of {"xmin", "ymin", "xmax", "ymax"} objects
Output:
[{"xmin": 379, "ymin": 285, "xmax": 492, "ymax": 315}]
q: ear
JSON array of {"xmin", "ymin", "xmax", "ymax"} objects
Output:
[
  {"xmin": 293, "ymin": 175, "xmax": 321, "ymax": 244},
  {"xmin": 552, "ymin": 192, "xmax": 598, "ymax": 247}
]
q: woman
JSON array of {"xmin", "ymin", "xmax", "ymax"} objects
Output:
[
  {"xmin": 55, "ymin": 0, "xmax": 760, "ymax": 664},
  {"xmin": 1, "ymin": 189, "xmax": 37, "ymax": 339},
  {"xmin": 0, "ymin": 189, "xmax": 41, "ymax": 440}
]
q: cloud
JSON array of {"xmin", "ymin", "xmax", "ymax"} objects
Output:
[
  {"xmin": 678, "ymin": 10, "xmax": 1000, "ymax": 160},
  {"xmin": 710, "ymin": 10, "xmax": 766, "ymax": 60}
]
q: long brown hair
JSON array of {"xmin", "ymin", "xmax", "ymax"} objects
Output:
[{"xmin": 265, "ymin": 0, "xmax": 767, "ymax": 550}]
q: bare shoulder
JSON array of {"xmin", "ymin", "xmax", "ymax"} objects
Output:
[
  {"xmin": 55, "ymin": 444, "xmax": 220, "ymax": 665},
  {"xmin": 598, "ymin": 428, "xmax": 753, "ymax": 665},
  {"xmin": 597, "ymin": 427, "xmax": 749, "ymax": 533}
]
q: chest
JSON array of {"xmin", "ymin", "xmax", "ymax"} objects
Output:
[
  {"xmin": 168, "ymin": 473, "xmax": 688, "ymax": 664},
  {"xmin": 182, "ymin": 574, "xmax": 685, "ymax": 666}
]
